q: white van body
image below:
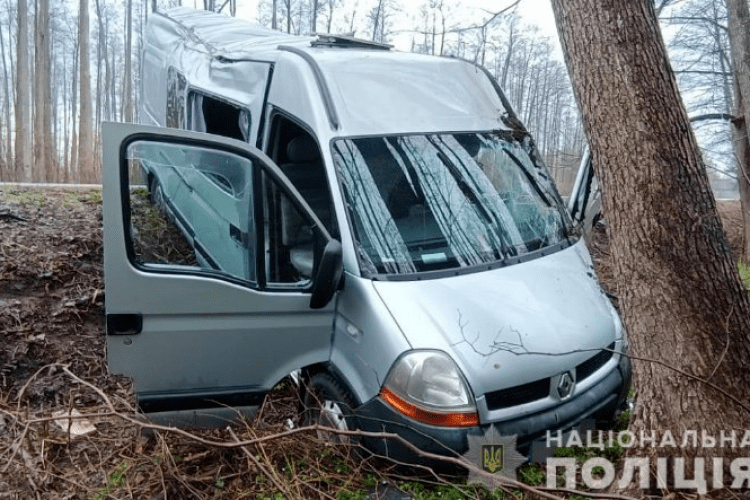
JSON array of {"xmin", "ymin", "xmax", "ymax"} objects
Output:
[{"xmin": 102, "ymin": 7, "xmax": 630, "ymax": 461}]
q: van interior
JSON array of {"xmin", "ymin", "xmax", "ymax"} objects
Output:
[{"xmin": 166, "ymin": 88, "xmax": 337, "ymax": 284}]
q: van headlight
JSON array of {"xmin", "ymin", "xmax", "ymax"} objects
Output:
[{"xmin": 380, "ymin": 351, "xmax": 479, "ymax": 427}]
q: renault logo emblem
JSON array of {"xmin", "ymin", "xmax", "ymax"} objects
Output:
[{"xmin": 557, "ymin": 372, "xmax": 575, "ymax": 399}]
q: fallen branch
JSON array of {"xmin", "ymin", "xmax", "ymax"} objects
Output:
[{"xmin": 0, "ymin": 364, "xmax": 642, "ymax": 500}]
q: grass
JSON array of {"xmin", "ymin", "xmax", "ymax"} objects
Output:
[
  {"xmin": 1, "ymin": 187, "xmax": 101, "ymax": 208},
  {"xmin": 3, "ymin": 190, "xmax": 46, "ymax": 206},
  {"xmin": 85, "ymin": 189, "xmax": 103, "ymax": 204},
  {"xmin": 516, "ymin": 464, "xmax": 545, "ymax": 486},
  {"xmin": 92, "ymin": 461, "xmax": 129, "ymax": 500},
  {"xmin": 397, "ymin": 481, "xmax": 506, "ymax": 500},
  {"xmin": 129, "ymin": 189, "xmax": 197, "ymax": 265},
  {"xmin": 739, "ymin": 261, "xmax": 750, "ymax": 292}
]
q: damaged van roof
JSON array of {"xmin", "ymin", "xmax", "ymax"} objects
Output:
[
  {"xmin": 148, "ymin": 7, "xmax": 312, "ymax": 59},
  {"xmin": 150, "ymin": 7, "xmax": 512, "ymax": 135}
]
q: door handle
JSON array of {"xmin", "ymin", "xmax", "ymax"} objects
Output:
[
  {"xmin": 107, "ymin": 314, "xmax": 143, "ymax": 335},
  {"xmin": 229, "ymin": 224, "xmax": 249, "ymax": 247}
]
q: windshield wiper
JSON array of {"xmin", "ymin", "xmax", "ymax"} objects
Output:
[
  {"xmin": 435, "ymin": 150, "xmax": 494, "ymax": 223},
  {"xmin": 429, "ymin": 141, "xmax": 516, "ymax": 259},
  {"xmin": 501, "ymin": 148, "xmax": 551, "ymax": 206}
]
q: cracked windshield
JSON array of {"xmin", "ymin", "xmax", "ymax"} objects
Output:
[{"xmin": 332, "ymin": 132, "xmax": 569, "ymax": 275}]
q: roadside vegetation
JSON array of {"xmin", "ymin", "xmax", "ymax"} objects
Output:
[{"xmin": 0, "ymin": 188, "xmax": 745, "ymax": 499}]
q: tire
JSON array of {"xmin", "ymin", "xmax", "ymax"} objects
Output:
[{"xmin": 303, "ymin": 372, "xmax": 358, "ymax": 444}]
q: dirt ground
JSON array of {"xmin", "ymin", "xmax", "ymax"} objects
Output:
[
  {"xmin": 0, "ymin": 189, "xmax": 380, "ymax": 500},
  {"xmin": 0, "ymin": 188, "xmax": 745, "ymax": 499}
]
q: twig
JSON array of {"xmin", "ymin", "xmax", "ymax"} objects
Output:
[
  {"xmin": 477, "ymin": 0, "xmax": 523, "ymax": 29},
  {"xmin": 228, "ymin": 427, "xmax": 295, "ymax": 500},
  {"xmin": 623, "ymin": 351, "xmax": 750, "ymax": 415},
  {"xmin": 3, "ymin": 363, "xmax": 644, "ymax": 499},
  {"xmin": 16, "ymin": 364, "xmax": 57, "ymax": 413},
  {"xmin": 1, "ymin": 422, "xmax": 31, "ymax": 474}
]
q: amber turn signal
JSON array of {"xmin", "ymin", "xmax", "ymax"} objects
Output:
[{"xmin": 381, "ymin": 387, "xmax": 479, "ymax": 427}]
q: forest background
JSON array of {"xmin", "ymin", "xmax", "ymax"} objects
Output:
[{"xmin": 0, "ymin": 0, "xmax": 740, "ymax": 201}]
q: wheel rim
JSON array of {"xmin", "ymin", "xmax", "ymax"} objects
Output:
[{"xmin": 316, "ymin": 400, "xmax": 350, "ymax": 444}]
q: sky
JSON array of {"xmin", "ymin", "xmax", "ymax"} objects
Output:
[
  {"xmin": 385, "ymin": 0, "xmax": 562, "ymax": 54},
  {"xmin": 237, "ymin": 0, "xmax": 563, "ymax": 54},
  {"xmin": 499, "ymin": 0, "xmax": 558, "ymax": 35}
]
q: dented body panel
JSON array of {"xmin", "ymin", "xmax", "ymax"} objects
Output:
[{"xmin": 102, "ymin": 7, "xmax": 630, "ymax": 456}]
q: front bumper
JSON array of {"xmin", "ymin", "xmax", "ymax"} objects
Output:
[{"xmin": 355, "ymin": 354, "xmax": 631, "ymax": 463}]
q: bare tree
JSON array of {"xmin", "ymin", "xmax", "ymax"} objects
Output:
[
  {"xmin": 0, "ymin": 10, "xmax": 12, "ymax": 178},
  {"xmin": 324, "ymin": 0, "xmax": 339, "ymax": 32},
  {"xmin": 34, "ymin": 0, "xmax": 54, "ymax": 181},
  {"xmin": 368, "ymin": 0, "xmax": 389, "ymax": 43},
  {"xmin": 552, "ymin": 0, "xmax": 750, "ymax": 463},
  {"xmin": 726, "ymin": 0, "xmax": 750, "ymax": 263},
  {"xmin": 15, "ymin": 0, "xmax": 31, "ymax": 181},
  {"xmin": 344, "ymin": 0, "xmax": 358, "ymax": 36},
  {"xmin": 78, "ymin": 0, "xmax": 94, "ymax": 182},
  {"xmin": 284, "ymin": 0, "xmax": 292, "ymax": 33},
  {"xmin": 310, "ymin": 0, "xmax": 318, "ymax": 33},
  {"xmin": 124, "ymin": 0, "xmax": 134, "ymax": 122}
]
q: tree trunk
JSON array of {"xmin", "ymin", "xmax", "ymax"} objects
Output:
[
  {"xmin": 500, "ymin": 18, "xmax": 515, "ymax": 89},
  {"xmin": 69, "ymin": 38, "xmax": 79, "ymax": 182},
  {"xmin": 551, "ymin": 0, "xmax": 750, "ymax": 465},
  {"xmin": 311, "ymin": 0, "xmax": 318, "ymax": 33},
  {"xmin": 95, "ymin": 0, "xmax": 103, "ymax": 138},
  {"xmin": 726, "ymin": 0, "xmax": 750, "ymax": 263},
  {"xmin": 15, "ymin": 0, "xmax": 31, "ymax": 182},
  {"xmin": 326, "ymin": 0, "xmax": 333, "ymax": 33},
  {"xmin": 34, "ymin": 0, "xmax": 53, "ymax": 182},
  {"xmin": 731, "ymin": 74, "xmax": 750, "ymax": 264},
  {"xmin": 123, "ymin": 0, "xmax": 133, "ymax": 123},
  {"xmin": 77, "ymin": 0, "xmax": 94, "ymax": 182},
  {"xmin": 371, "ymin": 0, "xmax": 382, "ymax": 41},
  {"xmin": 0, "ymin": 20, "xmax": 12, "ymax": 178},
  {"xmin": 286, "ymin": 0, "xmax": 291, "ymax": 33}
]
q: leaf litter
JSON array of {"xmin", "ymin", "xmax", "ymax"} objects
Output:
[{"xmin": 0, "ymin": 187, "xmax": 744, "ymax": 499}]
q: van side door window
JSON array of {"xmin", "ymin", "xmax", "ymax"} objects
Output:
[
  {"xmin": 104, "ymin": 123, "xmax": 337, "ymax": 414},
  {"xmin": 261, "ymin": 170, "xmax": 318, "ymax": 286},
  {"xmin": 166, "ymin": 67, "xmax": 187, "ymax": 129},
  {"xmin": 187, "ymin": 91, "xmax": 250, "ymax": 142},
  {"xmin": 127, "ymin": 140, "xmax": 256, "ymax": 284},
  {"xmin": 266, "ymin": 115, "xmax": 336, "ymax": 237}
]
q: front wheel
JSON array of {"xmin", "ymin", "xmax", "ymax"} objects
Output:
[{"xmin": 302, "ymin": 372, "xmax": 358, "ymax": 444}]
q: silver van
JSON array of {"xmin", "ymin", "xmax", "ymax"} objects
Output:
[{"xmin": 102, "ymin": 7, "xmax": 630, "ymax": 461}]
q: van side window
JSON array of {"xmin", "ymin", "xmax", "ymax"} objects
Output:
[
  {"xmin": 166, "ymin": 68, "xmax": 187, "ymax": 129},
  {"xmin": 124, "ymin": 140, "xmax": 256, "ymax": 285},
  {"xmin": 267, "ymin": 116, "xmax": 336, "ymax": 237},
  {"xmin": 261, "ymin": 170, "xmax": 317, "ymax": 286},
  {"xmin": 187, "ymin": 91, "xmax": 250, "ymax": 142}
]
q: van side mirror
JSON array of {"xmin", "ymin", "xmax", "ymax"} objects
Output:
[{"xmin": 309, "ymin": 240, "xmax": 344, "ymax": 309}]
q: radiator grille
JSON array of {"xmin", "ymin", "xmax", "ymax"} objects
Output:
[
  {"xmin": 485, "ymin": 377, "xmax": 550, "ymax": 410},
  {"xmin": 576, "ymin": 343, "xmax": 615, "ymax": 381}
]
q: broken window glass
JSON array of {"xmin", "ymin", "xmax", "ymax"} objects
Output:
[
  {"xmin": 332, "ymin": 132, "xmax": 571, "ymax": 276},
  {"xmin": 187, "ymin": 91, "xmax": 249, "ymax": 142},
  {"xmin": 166, "ymin": 67, "xmax": 187, "ymax": 129}
]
